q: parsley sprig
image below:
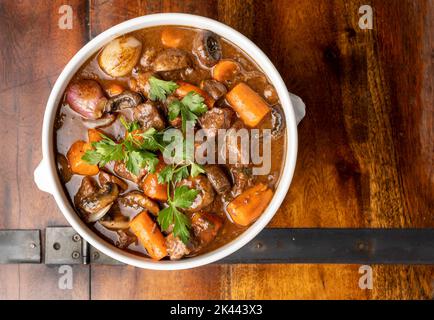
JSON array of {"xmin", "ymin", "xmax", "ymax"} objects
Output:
[
  {"xmin": 157, "ymin": 186, "xmax": 199, "ymax": 243},
  {"xmin": 148, "ymin": 76, "xmax": 178, "ymax": 101},
  {"xmin": 168, "ymin": 92, "xmax": 208, "ymax": 132},
  {"xmin": 82, "ymin": 117, "xmax": 160, "ymax": 176},
  {"xmin": 156, "ymin": 141, "xmax": 205, "ymax": 243}
]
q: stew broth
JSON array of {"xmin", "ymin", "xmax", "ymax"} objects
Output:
[{"xmin": 54, "ymin": 26, "xmax": 286, "ymax": 260}]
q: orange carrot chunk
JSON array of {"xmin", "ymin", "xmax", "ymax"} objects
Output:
[
  {"xmin": 141, "ymin": 161, "xmax": 168, "ymax": 201},
  {"xmin": 161, "ymin": 27, "xmax": 184, "ymax": 48},
  {"xmin": 67, "ymin": 141, "xmax": 99, "ymax": 176},
  {"xmin": 175, "ymin": 81, "xmax": 215, "ymax": 108},
  {"xmin": 87, "ymin": 128, "xmax": 104, "ymax": 143},
  {"xmin": 104, "ymin": 83, "xmax": 124, "ymax": 97},
  {"xmin": 226, "ymin": 183, "xmax": 273, "ymax": 226},
  {"xmin": 226, "ymin": 82, "xmax": 270, "ymax": 127},
  {"xmin": 212, "ymin": 60, "xmax": 240, "ymax": 82},
  {"xmin": 130, "ymin": 211, "xmax": 167, "ymax": 260}
]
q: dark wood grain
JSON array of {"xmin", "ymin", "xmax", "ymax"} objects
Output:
[
  {"xmin": 0, "ymin": 0, "xmax": 90, "ymax": 300},
  {"xmin": 0, "ymin": 0, "xmax": 432, "ymax": 299}
]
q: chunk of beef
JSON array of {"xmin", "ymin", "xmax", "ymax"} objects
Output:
[
  {"xmin": 200, "ymin": 79, "xmax": 227, "ymax": 101},
  {"xmin": 166, "ymin": 233, "xmax": 191, "ymax": 260},
  {"xmin": 133, "ymin": 101, "xmax": 165, "ymax": 131},
  {"xmin": 113, "ymin": 161, "xmax": 147, "ymax": 184},
  {"xmin": 204, "ymin": 165, "xmax": 231, "ymax": 195},
  {"xmin": 199, "ymin": 107, "xmax": 234, "ymax": 137}
]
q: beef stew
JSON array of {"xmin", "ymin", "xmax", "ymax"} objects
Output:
[{"xmin": 54, "ymin": 26, "xmax": 286, "ymax": 260}]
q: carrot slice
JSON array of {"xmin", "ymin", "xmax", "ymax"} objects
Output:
[
  {"xmin": 161, "ymin": 27, "xmax": 184, "ymax": 48},
  {"xmin": 226, "ymin": 183, "xmax": 273, "ymax": 226},
  {"xmin": 130, "ymin": 211, "xmax": 167, "ymax": 260},
  {"xmin": 66, "ymin": 141, "xmax": 99, "ymax": 176},
  {"xmin": 141, "ymin": 161, "xmax": 168, "ymax": 201},
  {"xmin": 212, "ymin": 60, "xmax": 240, "ymax": 82},
  {"xmin": 226, "ymin": 82, "xmax": 271, "ymax": 127},
  {"xmin": 175, "ymin": 81, "xmax": 215, "ymax": 108},
  {"xmin": 87, "ymin": 128, "xmax": 104, "ymax": 143},
  {"xmin": 104, "ymin": 83, "xmax": 124, "ymax": 97}
]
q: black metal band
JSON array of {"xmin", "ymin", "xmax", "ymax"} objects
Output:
[
  {"xmin": 1, "ymin": 228, "xmax": 434, "ymax": 265},
  {"xmin": 222, "ymin": 228, "xmax": 434, "ymax": 264}
]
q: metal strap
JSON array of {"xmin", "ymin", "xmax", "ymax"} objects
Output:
[
  {"xmin": 1, "ymin": 227, "xmax": 434, "ymax": 265},
  {"xmin": 0, "ymin": 230, "xmax": 41, "ymax": 263},
  {"xmin": 221, "ymin": 228, "xmax": 434, "ymax": 264}
]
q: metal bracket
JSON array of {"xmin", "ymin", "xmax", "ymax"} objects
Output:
[
  {"xmin": 45, "ymin": 227, "xmax": 122, "ymax": 265},
  {"xmin": 1, "ymin": 227, "xmax": 434, "ymax": 265},
  {"xmin": 45, "ymin": 227, "xmax": 88, "ymax": 265},
  {"xmin": 0, "ymin": 230, "xmax": 41, "ymax": 263}
]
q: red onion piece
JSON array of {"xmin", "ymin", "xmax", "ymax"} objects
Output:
[{"xmin": 66, "ymin": 80, "xmax": 108, "ymax": 119}]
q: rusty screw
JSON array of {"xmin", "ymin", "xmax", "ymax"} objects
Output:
[
  {"xmin": 93, "ymin": 252, "xmax": 100, "ymax": 260},
  {"xmin": 72, "ymin": 234, "xmax": 81, "ymax": 242}
]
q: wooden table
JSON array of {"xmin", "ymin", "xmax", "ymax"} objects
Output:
[{"xmin": 0, "ymin": 0, "xmax": 432, "ymax": 299}]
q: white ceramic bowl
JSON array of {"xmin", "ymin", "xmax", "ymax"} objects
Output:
[{"xmin": 34, "ymin": 13, "xmax": 304, "ymax": 270}]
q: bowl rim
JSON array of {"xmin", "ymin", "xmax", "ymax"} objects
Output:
[{"xmin": 41, "ymin": 13, "xmax": 298, "ymax": 270}]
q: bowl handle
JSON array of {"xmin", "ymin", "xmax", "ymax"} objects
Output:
[
  {"xmin": 289, "ymin": 92, "xmax": 306, "ymax": 125},
  {"xmin": 34, "ymin": 159, "xmax": 54, "ymax": 195}
]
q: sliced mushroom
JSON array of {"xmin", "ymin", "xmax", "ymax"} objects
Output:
[
  {"xmin": 74, "ymin": 177, "xmax": 119, "ymax": 223},
  {"xmin": 66, "ymin": 80, "xmax": 108, "ymax": 120},
  {"xmin": 98, "ymin": 170, "xmax": 129, "ymax": 192},
  {"xmin": 104, "ymin": 90, "xmax": 143, "ymax": 112},
  {"xmin": 57, "ymin": 153, "xmax": 72, "ymax": 183},
  {"xmin": 152, "ymin": 48, "xmax": 191, "ymax": 72},
  {"xmin": 193, "ymin": 31, "xmax": 222, "ymax": 67},
  {"xmin": 119, "ymin": 191, "xmax": 160, "ymax": 216},
  {"xmin": 177, "ymin": 175, "xmax": 215, "ymax": 212},
  {"xmin": 270, "ymin": 105, "xmax": 285, "ymax": 139},
  {"xmin": 200, "ymin": 79, "xmax": 227, "ymax": 101},
  {"xmin": 98, "ymin": 36, "xmax": 142, "ymax": 77},
  {"xmin": 204, "ymin": 165, "xmax": 231, "ymax": 195},
  {"xmin": 82, "ymin": 114, "xmax": 116, "ymax": 129},
  {"xmin": 99, "ymin": 203, "xmax": 130, "ymax": 230}
]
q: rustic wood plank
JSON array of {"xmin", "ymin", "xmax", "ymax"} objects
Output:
[
  {"xmin": 91, "ymin": 265, "xmax": 226, "ymax": 299},
  {"xmin": 228, "ymin": 264, "xmax": 434, "ymax": 299},
  {"xmin": 87, "ymin": 0, "xmax": 434, "ymax": 300},
  {"xmin": 89, "ymin": 0, "xmax": 219, "ymax": 37},
  {"xmin": 0, "ymin": 0, "xmax": 90, "ymax": 299},
  {"xmin": 0, "ymin": 0, "xmax": 431, "ymax": 300}
]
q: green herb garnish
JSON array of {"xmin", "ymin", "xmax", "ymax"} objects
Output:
[
  {"xmin": 148, "ymin": 76, "xmax": 178, "ymax": 101},
  {"xmin": 168, "ymin": 91, "xmax": 208, "ymax": 132},
  {"xmin": 157, "ymin": 185, "xmax": 199, "ymax": 243},
  {"xmin": 81, "ymin": 134, "xmax": 124, "ymax": 167},
  {"xmin": 82, "ymin": 118, "xmax": 160, "ymax": 176}
]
